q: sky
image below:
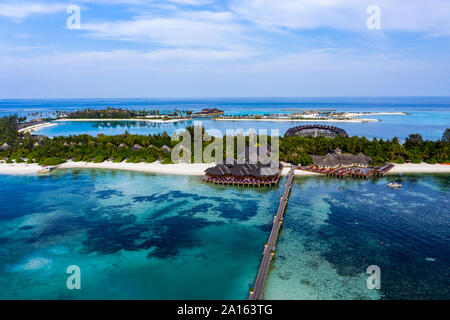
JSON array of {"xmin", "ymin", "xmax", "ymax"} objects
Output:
[{"xmin": 0, "ymin": 0, "xmax": 449, "ymax": 98}]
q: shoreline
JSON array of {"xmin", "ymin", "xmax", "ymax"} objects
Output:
[
  {"xmin": 214, "ymin": 118, "xmax": 380, "ymax": 123},
  {"xmin": 0, "ymin": 162, "xmax": 449, "ymax": 176},
  {"xmin": 24, "ymin": 118, "xmax": 193, "ymax": 134},
  {"xmin": 55, "ymin": 118, "xmax": 192, "ymax": 123},
  {"xmin": 18, "ymin": 122, "xmax": 57, "ymax": 133},
  {"xmin": 346, "ymin": 112, "xmax": 407, "ymax": 116}
]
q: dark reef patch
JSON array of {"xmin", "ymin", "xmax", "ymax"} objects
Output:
[
  {"xmin": 143, "ymin": 215, "xmax": 219, "ymax": 258},
  {"xmin": 95, "ymin": 189, "xmax": 124, "ymax": 199},
  {"xmin": 216, "ymin": 200, "xmax": 259, "ymax": 221},
  {"xmin": 19, "ymin": 225, "xmax": 34, "ymax": 231},
  {"xmin": 179, "ymin": 203, "xmax": 214, "ymax": 216},
  {"xmin": 83, "ymin": 213, "xmax": 146, "ymax": 254}
]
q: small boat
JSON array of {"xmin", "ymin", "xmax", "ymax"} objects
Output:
[
  {"xmin": 387, "ymin": 182, "xmax": 402, "ymax": 189},
  {"xmin": 37, "ymin": 167, "xmax": 51, "ymax": 174}
]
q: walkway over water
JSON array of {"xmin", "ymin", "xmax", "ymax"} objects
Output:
[{"xmin": 248, "ymin": 166, "xmax": 296, "ymax": 300}]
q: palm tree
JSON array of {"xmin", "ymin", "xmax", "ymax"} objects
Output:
[{"xmin": 443, "ymin": 128, "xmax": 450, "ymax": 143}]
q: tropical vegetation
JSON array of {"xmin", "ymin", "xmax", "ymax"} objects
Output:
[{"xmin": 0, "ymin": 115, "xmax": 448, "ymax": 167}]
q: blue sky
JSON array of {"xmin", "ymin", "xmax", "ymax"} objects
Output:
[{"xmin": 0, "ymin": 0, "xmax": 449, "ymax": 98}]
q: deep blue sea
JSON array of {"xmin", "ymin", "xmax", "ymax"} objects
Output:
[{"xmin": 0, "ymin": 97, "xmax": 449, "ymax": 140}]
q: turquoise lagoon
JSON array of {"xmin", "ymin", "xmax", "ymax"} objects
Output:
[
  {"xmin": 0, "ymin": 170, "xmax": 282, "ymax": 299},
  {"xmin": 0, "ymin": 170, "xmax": 448, "ymax": 299},
  {"xmin": 1, "ymin": 97, "xmax": 449, "ymax": 140}
]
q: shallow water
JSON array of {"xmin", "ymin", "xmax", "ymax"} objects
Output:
[
  {"xmin": 0, "ymin": 171, "xmax": 448, "ymax": 299},
  {"xmin": 265, "ymin": 175, "xmax": 450, "ymax": 300},
  {"xmin": 1, "ymin": 97, "xmax": 449, "ymax": 140},
  {"xmin": 0, "ymin": 170, "xmax": 282, "ymax": 299}
]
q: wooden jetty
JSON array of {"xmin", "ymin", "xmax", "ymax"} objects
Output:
[{"xmin": 248, "ymin": 166, "xmax": 296, "ymax": 300}]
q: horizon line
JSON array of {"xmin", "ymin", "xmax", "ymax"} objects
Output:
[{"xmin": 1, "ymin": 96, "xmax": 450, "ymax": 101}]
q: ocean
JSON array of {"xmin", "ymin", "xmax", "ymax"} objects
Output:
[
  {"xmin": 0, "ymin": 97, "xmax": 449, "ymax": 141},
  {"xmin": 0, "ymin": 170, "xmax": 448, "ymax": 299}
]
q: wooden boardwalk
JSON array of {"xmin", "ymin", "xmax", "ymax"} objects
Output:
[{"xmin": 248, "ymin": 166, "xmax": 296, "ymax": 300}]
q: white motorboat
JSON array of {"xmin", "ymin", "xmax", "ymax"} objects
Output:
[{"xmin": 387, "ymin": 182, "xmax": 402, "ymax": 189}]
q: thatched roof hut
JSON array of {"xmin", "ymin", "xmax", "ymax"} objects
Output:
[
  {"xmin": 131, "ymin": 144, "xmax": 143, "ymax": 151},
  {"xmin": 0, "ymin": 143, "xmax": 11, "ymax": 151},
  {"xmin": 205, "ymin": 162, "xmax": 280, "ymax": 178},
  {"xmin": 311, "ymin": 148, "xmax": 371, "ymax": 168},
  {"xmin": 162, "ymin": 145, "xmax": 172, "ymax": 153}
]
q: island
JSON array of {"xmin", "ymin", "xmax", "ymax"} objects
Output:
[
  {"xmin": 1, "ymin": 115, "xmax": 449, "ymax": 176},
  {"xmin": 214, "ymin": 110, "xmax": 408, "ymax": 122}
]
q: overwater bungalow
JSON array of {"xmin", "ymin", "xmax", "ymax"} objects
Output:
[
  {"xmin": 303, "ymin": 148, "xmax": 394, "ymax": 178},
  {"xmin": 203, "ymin": 162, "xmax": 282, "ymax": 187},
  {"xmin": 203, "ymin": 145, "xmax": 282, "ymax": 187}
]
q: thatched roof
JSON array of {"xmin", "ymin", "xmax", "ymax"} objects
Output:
[
  {"xmin": 131, "ymin": 144, "xmax": 143, "ymax": 151},
  {"xmin": 118, "ymin": 143, "xmax": 127, "ymax": 148},
  {"xmin": 0, "ymin": 143, "xmax": 11, "ymax": 151},
  {"xmin": 162, "ymin": 145, "xmax": 172, "ymax": 153},
  {"xmin": 205, "ymin": 162, "xmax": 280, "ymax": 178},
  {"xmin": 311, "ymin": 148, "xmax": 371, "ymax": 167}
]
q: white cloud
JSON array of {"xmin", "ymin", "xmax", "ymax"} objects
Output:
[
  {"xmin": 231, "ymin": 0, "xmax": 450, "ymax": 36},
  {"xmin": 168, "ymin": 0, "xmax": 214, "ymax": 6},
  {"xmin": 82, "ymin": 10, "xmax": 250, "ymax": 49},
  {"xmin": 55, "ymin": 48, "xmax": 258, "ymax": 61},
  {"xmin": 0, "ymin": 2, "xmax": 66, "ymax": 20}
]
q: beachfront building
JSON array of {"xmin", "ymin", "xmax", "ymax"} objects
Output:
[
  {"xmin": 203, "ymin": 145, "xmax": 282, "ymax": 187},
  {"xmin": 285, "ymin": 125, "xmax": 348, "ymax": 138},
  {"xmin": 311, "ymin": 148, "xmax": 371, "ymax": 168},
  {"xmin": 304, "ymin": 148, "xmax": 396, "ymax": 178},
  {"xmin": 203, "ymin": 162, "xmax": 282, "ymax": 187}
]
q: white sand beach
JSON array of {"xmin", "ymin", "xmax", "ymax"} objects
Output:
[
  {"xmin": 18, "ymin": 122, "xmax": 57, "ymax": 133},
  {"xmin": 58, "ymin": 161, "xmax": 214, "ymax": 175},
  {"xmin": 214, "ymin": 118, "xmax": 380, "ymax": 123},
  {"xmin": 0, "ymin": 161, "xmax": 214, "ymax": 176},
  {"xmin": 0, "ymin": 163, "xmax": 43, "ymax": 175},
  {"xmin": 21, "ymin": 118, "xmax": 192, "ymax": 134},
  {"xmin": 55, "ymin": 118, "xmax": 191, "ymax": 123},
  {"xmin": 0, "ymin": 161, "xmax": 449, "ymax": 176},
  {"xmin": 388, "ymin": 163, "xmax": 450, "ymax": 173},
  {"xmin": 346, "ymin": 112, "xmax": 407, "ymax": 116}
]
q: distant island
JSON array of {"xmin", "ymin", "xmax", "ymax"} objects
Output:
[
  {"xmin": 214, "ymin": 110, "xmax": 408, "ymax": 122},
  {"xmin": 18, "ymin": 108, "xmax": 196, "ymax": 133}
]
